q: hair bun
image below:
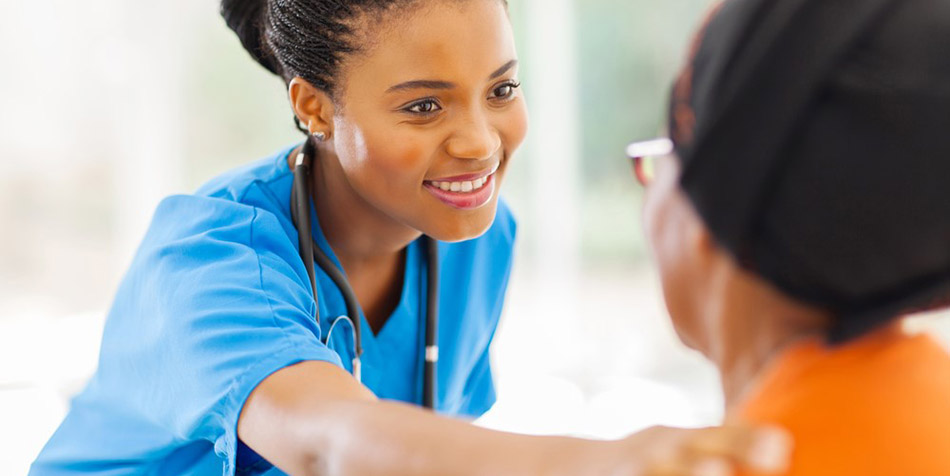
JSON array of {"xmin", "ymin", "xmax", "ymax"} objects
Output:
[{"xmin": 220, "ymin": 0, "xmax": 281, "ymax": 75}]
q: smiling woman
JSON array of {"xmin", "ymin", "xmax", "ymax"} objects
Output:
[
  {"xmin": 29, "ymin": 1, "xmax": 787, "ymax": 475},
  {"xmin": 286, "ymin": 1, "xmax": 527, "ymax": 250}
]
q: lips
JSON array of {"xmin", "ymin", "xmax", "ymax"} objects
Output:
[{"xmin": 423, "ymin": 163, "xmax": 500, "ymax": 210}]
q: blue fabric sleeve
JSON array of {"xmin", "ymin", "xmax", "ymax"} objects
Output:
[{"xmin": 106, "ymin": 195, "xmax": 342, "ymax": 474}]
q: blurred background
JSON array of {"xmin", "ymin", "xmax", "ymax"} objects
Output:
[{"xmin": 2, "ymin": 0, "xmax": 948, "ymax": 473}]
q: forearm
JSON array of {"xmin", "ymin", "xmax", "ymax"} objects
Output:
[
  {"xmin": 305, "ymin": 399, "xmax": 617, "ymax": 476},
  {"xmin": 239, "ymin": 361, "xmax": 624, "ymax": 476},
  {"xmin": 240, "ymin": 362, "xmax": 788, "ymax": 476}
]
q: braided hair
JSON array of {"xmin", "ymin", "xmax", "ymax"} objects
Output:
[
  {"xmin": 223, "ymin": 0, "xmax": 422, "ymax": 136},
  {"xmin": 221, "ymin": 0, "xmax": 507, "ymax": 136},
  {"xmin": 223, "ymin": 0, "xmax": 512, "ymax": 92}
]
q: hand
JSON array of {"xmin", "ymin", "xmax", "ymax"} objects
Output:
[{"xmin": 611, "ymin": 424, "xmax": 792, "ymax": 476}]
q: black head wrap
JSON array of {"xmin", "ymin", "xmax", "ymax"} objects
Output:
[{"xmin": 669, "ymin": 0, "xmax": 950, "ymax": 343}]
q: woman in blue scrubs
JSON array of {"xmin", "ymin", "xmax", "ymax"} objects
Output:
[{"xmin": 31, "ymin": 0, "xmax": 789, "ymax": 474}]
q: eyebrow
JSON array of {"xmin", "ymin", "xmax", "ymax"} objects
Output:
[
  {"xmin": 385, "ymin": 59, "xmax": 519, "ymax": 93},
  {"xmin": 488, "ymin": 59, "xmax": 518, "ymax": 80},
  {"xmin": 387, "ymin": 80, "xmax": 455, "ymax": 93}
]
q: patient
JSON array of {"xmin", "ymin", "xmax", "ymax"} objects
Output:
[{"xmin": 628, "ymin": 0, "xmax": 950, "ymax": 474}]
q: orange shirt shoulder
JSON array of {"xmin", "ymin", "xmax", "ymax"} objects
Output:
[{"xmin": 733, "ymin": 324, "xmax": 950, "ymax": 476}]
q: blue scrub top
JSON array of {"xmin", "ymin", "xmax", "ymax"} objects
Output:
[{"xmin": 31, "ymin": 144, "xmax": 517, "ymax": 475}]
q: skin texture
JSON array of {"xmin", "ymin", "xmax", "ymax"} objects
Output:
[
  {"xmin": 641, "ymin": 153, "xmax": 830, "ymax": 406},
  {"xmin": 289, "ymin": 0, "xmax": 526, "ymax": 331},
  {"xmin": 239, "ymin": 1, "xmax": 793, "ymax": 475},
  {"xmin": 240, "ymin": 361, "xmax": 787, "ymax": 476}
]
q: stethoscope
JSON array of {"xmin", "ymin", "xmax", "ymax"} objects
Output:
[{"xmin": 289, "ymin": 140, "xmax": 439, "ymax": 409}]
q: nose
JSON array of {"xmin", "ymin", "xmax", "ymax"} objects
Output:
[{"xmin": 445, "ymin": 109, "xmax": 502, "ymax": 161}]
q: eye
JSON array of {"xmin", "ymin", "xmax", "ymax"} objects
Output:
[
  {"xmin": 490, "ymin": 80, "xmax": 521, "ymax": 102},
  {"xmin": 404, "ymin": 99, "xmax": 442, "ymax": 116}
]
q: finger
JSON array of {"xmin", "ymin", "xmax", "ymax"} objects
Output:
[
  {"xmin": 692, "ymin": 459, "xmax": 734, "ymax": 476},
  {"xmin": 681, "ymin": 424, "xmax": 792, "ymax": 474},
  {"xmin": 643, "ymin": 457, "xmax": 732, "ymax": 476}
]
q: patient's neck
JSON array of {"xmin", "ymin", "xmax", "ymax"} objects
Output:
[{"xmin": 704, "ymin": 269, "xmax": 830, "ymax": 408}]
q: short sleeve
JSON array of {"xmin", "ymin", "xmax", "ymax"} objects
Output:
[{"xmin": 95, "ymin": 195, "xmax": 342, "ymax": 474}]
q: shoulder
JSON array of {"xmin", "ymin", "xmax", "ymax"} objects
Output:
[
  {"xmin": 194, "ymin": 144, "xmax": 297, "ymax": 207},
  {"xmin": 145, "ymin": 194, "xmax": 288, "ymax": 251},
  {"xmin": 132, "ymin": 194, "xmax": 308, "ymax": 314},
  {"xmin": 132, "ymin": 146, "xmax": 307, "ymax": 297},
  {"xmin": 737, "ymin": 332, "xmax": 950, "ymax": 476},
  {"xmin": 143, "ymin": 144, "xmax": 300, "ymax": 256},
  {"xmin": 116, "ymin": 191, "xmax": 316, "ymax": 358}
]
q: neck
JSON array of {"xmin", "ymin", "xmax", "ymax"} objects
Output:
[
  {"xmin": 293, "ymin": 145, "xmax": 422, "ymax": 270},
  {"xmin": 703, "ymin": 270, "xmax": 829, "ymax": 408},
  {"xmin": 715, "ymin": 316, "xmax": 815, "ymax": 408}
]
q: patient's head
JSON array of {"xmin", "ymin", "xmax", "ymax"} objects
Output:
[
  {"xmin": 636, "ymin": 0, "xmax": 950, "ymax": 357},
  {"xmin": 641, "ymin": 148, "xmax": 830, "ymax": 358}
]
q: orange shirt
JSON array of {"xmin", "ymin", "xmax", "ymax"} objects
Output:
[{"xmin": 733, "ymin": 324, "xmax": 950, "ymax": 476}]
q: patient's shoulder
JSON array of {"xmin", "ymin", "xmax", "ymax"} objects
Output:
[{"xmin": 735, "ymin": 327, "xmax": 950, "ymax": 476}]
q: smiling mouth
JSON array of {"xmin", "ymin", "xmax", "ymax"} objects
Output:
[
  {"xmin": 423, "ymin": 163, "xmax": 500, "ymax": 194},
  {"xmin": 427, "ymin": 175, "xmax": 492, "ymax": 193},
  {"xmin": 422, "ymin": 163, "xmax": 501, "ymax": 210}
]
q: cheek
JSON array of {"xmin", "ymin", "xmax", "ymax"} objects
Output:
[
  {"xmin": 365, "ymin": 136, "xmax": 429, "ymax": 179},
  {"xmin": 657, "ymin": 242, "xmax": 701, "ymax": 348},
  {"xmin": 499, "ymin": 101, "xmax": 529, "ymax": 153},
  {"xmin": 335, "ymin": 120, "xmax": 434, "ymax": 188},
  {"xmin": 642, "ymin": 184, "xmax": 670, "ymax": 272},
  {"xmin": 644, "ymin": 190, "xmax": 701, "ymax": 347}
]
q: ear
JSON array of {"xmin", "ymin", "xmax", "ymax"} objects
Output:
[{"xmin": 288, "ymin": 77, "xmax": 336, "ymax": 137}]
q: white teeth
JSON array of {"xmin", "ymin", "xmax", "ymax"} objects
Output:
[{"xmin": 430, "ymin": 173, "xmax": 493, "ymax": 193}]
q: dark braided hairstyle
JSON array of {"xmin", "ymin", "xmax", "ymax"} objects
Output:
[
  {"xmin": 221, "ymin": 0, "xmax": 507, "ymax": 136},
  {"xmin": 221, "ymin": 0, "xmax": 405, "ymax": 134},
  {"xmin": 223, "ymin": 0, "xmax": 398, "ymax": 88},
  {"xmin": 223, "ymin": 0, "xmax": 516, "ymax": 93}
]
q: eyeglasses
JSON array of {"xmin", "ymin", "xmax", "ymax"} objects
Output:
[{"xmin": 625, "ymin": 138, "xmax": 673, "ymax": 186}]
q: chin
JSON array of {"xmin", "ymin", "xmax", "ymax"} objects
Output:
[
  {"xmin": 425, "ymin": 201, "xmax": 499, "ymax": 243},
  {"xmin": 672, "ymin": 321, "xmax": 702, "ymax": 352},
  {"xmin": 662, "ymin": 289, "xmax": 705, "ymax": 353},
  {"xmin": 671, "ymin": 314, "xmax": 716, "ymax": 360}
]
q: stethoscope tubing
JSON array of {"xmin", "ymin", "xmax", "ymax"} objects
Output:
[
  {"xmin": 291, "ymin": 143, "xmax": 437, "ymax": 409},
  {"xmin": 423, "ymin": 236, "xmax": 439, "ymax": 410}
]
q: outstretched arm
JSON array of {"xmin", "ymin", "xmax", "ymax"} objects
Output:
[{"xmin": 239, "ymin": 361, "xmax": 789, "ymax": 476}]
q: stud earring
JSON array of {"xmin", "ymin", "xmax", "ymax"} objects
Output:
[{"xmin": 312, "ymin": 131, "xmax": 327, "ymax": 142}]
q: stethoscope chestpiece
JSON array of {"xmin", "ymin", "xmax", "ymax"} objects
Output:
[{"xmin": 323, "ymin": 314, "xmax": 361, "ymax": 381}]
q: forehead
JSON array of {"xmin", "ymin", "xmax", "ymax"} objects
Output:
[{"xmin": 344, "ymin": 0, "xmax": 516, "ymax": 89}]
